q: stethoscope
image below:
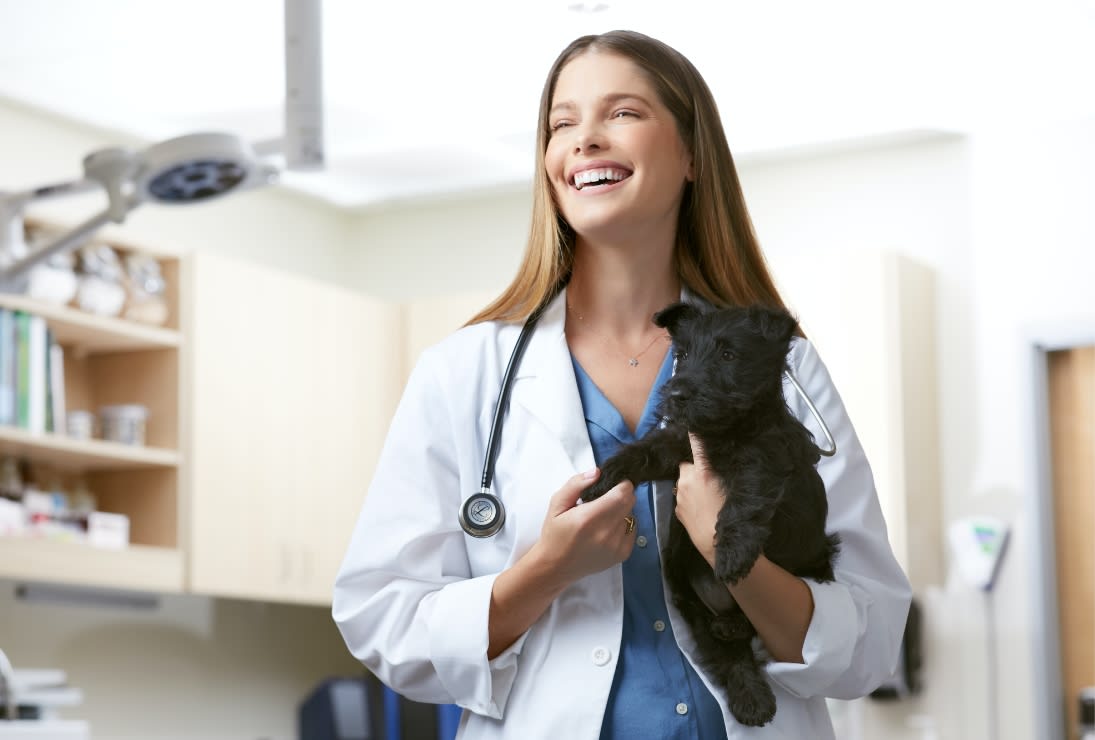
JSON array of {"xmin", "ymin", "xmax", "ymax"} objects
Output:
[{"xmin": 457, "ymin": 303, "xmax": 838, "ymax": 538}]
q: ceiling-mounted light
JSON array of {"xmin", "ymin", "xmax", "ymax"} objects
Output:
[{"xmin": 0, "ymin": 0, "xmax": 325, "ymax": 293}]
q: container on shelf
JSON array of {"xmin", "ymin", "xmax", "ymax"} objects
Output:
[
  {"xmin": 66, "ymin": 410, "xmax": 96, "ymax": 441},
  {"xmin": 98, "ymin": 405, "xmax": 149, "ymax": 446}
]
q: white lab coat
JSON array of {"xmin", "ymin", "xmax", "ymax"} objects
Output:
[{"xmin": 332, "ymin": 287, "xmax": 912, "ymax": 739}]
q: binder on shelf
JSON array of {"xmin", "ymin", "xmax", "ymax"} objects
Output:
[
  {"xmin": 49, "ymin": 339, "xmax": 66, "ymax": 435},
  {"xmin": 15, "ymin": 310, "xmax": 30, "ymax": 428},
  {"xmin": 28, "ymin": 313, "xmax": 47, "ymax": 434},
  {"xmin": 0, "ymin": 308, "xmax": 14, "ymax": 425}
]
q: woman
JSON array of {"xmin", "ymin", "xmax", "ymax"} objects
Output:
[{"xmin": 333, "ymin": 29, "xmax": 911, "ymax": 739}]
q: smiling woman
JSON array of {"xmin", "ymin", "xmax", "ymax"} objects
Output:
[{"xmin": 333, "ymin": 29, "xmax": 911, "ymax": 740}]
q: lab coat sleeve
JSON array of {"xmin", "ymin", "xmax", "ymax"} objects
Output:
[
  {"xmin": 765, "ymin": 339, "xmax": 913, "ymax": 699},
  {"xmin": 331, "ymin": 346, "xmax": 526, "ymax": 719}
]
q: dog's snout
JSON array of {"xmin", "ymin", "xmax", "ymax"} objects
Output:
[{"xmin": 669, "ymin": 386, "xmax": 691, "ymax": 402}]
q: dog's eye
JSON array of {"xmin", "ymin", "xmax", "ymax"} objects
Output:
[
  {"xmin": 721, "ymin": 350, "xmax": 736, "ymax": 361},
  {"xmin": 674, "ymin": 349, "xmax": 688, "ymax": 361}
]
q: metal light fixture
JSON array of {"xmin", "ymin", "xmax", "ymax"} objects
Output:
[{"xmin": 0, "ymin": 0, "xmax": 324, "ymax": 294}]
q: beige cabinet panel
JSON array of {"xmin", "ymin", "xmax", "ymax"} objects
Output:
[
  {"xmin": 769, "ymin": 248, "xmax": 941, "ymax": 589},
  {"xmin": 184, "ymin": 252, "xmax": 403, "ymax": 604}
]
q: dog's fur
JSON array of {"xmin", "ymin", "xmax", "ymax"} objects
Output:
[{"xmin": 579, "ymin": 302, "xmax": 840, "ymax": 727}]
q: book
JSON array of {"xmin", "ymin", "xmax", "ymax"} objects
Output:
[
  {"xmin": 0, "ymin": 308, "xmax": 14, "ymax": 426},
  {"xmin": 15, "ymin": 311, "xmax": 30, "ymax": 429},
  {"xmin": 27, "ymin": 313, "xmax": 48, "ymax": 434},
  {"xmin": 49, "ymin": 338, "xmax": 66, "ymax": 435}
]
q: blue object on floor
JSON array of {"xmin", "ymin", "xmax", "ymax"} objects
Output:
[{"xmin": 438, "ymin": 703, "xmax": 462, "ymax": 739}]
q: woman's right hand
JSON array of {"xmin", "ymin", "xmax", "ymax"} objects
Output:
[
  {"xmin": 530, "ymin": 468, "xmax": 637, "ymax": 589},
  {"xmin": 489, "ymin": 468, "xmax": 636, "ymax": 659}
]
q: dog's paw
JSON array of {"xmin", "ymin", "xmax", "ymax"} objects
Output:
[
  {"xmin": 728, "ymin": 683, "xmax": 777, "ymax": 728},
  {"xmin": 579, "ymin": 478, "xmax": 612, "ymax": 502},
  {"xmin": 714, "ymin": 547, "xmax": 761, "ymax": 585}
]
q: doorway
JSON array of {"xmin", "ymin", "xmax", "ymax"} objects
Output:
[{"xmin": 1046, "ymin": 345, "xmax": 1095, "ymax": 740}]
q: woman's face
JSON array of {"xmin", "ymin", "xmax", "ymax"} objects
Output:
[{"xmin": 545, "ymin": 50, "xmax": 693, "ymax": 245}]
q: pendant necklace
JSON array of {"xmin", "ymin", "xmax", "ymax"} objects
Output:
[{"xmin": 567, "ymin": 302, "xmax": 669, "ymax": 368}]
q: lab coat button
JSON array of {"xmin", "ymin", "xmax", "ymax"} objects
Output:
[
  {"xmin": 653, "ymin": 619, "xmax": 666, "ymax": 632},
  {"xmin": 591, "ymin": 646, "xmax": 611, "ymax": 666},
  {"xmin": 636, "ymin": 535, "xmax": 648, "ymax": 548},
  {"xmin": 676, "ymin": 702, "xmax": 689, "ymax": 715}
]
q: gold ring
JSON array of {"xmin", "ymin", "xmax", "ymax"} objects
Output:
[{"xmin": 624, "ymin": 514, "xmax": 636, "ymax": 535}]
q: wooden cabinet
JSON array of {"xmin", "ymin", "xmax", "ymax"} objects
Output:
[
  {"xmin": 0, "ymin": 238, "xmax": 185, "ymax": 593},
  {"xmin": 183, "ymin": 251, "xmax": 403, "ymax": 605}
]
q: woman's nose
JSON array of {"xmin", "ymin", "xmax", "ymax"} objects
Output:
[{"xmin": 574, "ymin": 122, "xmax": 606, "ymax": 154}]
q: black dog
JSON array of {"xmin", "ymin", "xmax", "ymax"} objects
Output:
[{"xmin": 580, "ymin": 302, "xmax": 840, "ymax": 727}]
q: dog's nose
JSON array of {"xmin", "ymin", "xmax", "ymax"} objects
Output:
[{"xmin": 669, "ymin": 387, "xmax": 691, "ymax": 402}]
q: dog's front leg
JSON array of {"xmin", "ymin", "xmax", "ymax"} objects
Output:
[
  {"xmin": 712, "ymin": 469, "xmax": 783, "ymax": 585},
  {"xmin": 580, "ymin": 426, "xmax": 691, "ymax": 502}
]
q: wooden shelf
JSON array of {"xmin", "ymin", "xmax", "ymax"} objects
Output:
[
  {"xmin": 0, "ymin": 293, "xmax": 180, "ymax": 354},
  {"xmin": 0, "ymin": 537, "xmax": 184, "ymax": 593},
  {"xmin": 0, "ymin": 426, "xmax": 180, "ymax": 471}
]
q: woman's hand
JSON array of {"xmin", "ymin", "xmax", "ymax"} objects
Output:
[
  {"xmin": 489, "ymin": 468, "xmax": 635, "ymax": 658},
  {"xmin": 530, "ymin": 468, "xmax": 637, "ymax": 589},
  {"xmin": 674, "ymin": 433, "xmax": 725, "ymax": 568}
]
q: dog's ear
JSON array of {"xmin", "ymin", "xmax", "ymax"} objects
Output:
[
  {"xmin": 653, "ymin": 302, "xmax": 701, "ymax": 336},
  {"xmin": 752, "ymin": 305, "xmax": 798, "ymax": 344}
]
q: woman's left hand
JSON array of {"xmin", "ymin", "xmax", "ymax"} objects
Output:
[{"xmin": 675, "ymin": 433, "xmax": 726, "ymax": 568}]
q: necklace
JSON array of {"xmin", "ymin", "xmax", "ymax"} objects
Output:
[{"xmin": 567, "ymin": 302, "xmax": 670, "ymax": 368}]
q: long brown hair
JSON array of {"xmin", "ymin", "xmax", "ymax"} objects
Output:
[{"xmin": 467, "ymin": 29, "xmax": 788, "ymax": 325}]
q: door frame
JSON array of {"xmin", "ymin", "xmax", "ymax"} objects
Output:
[{"xmin": 1024, "ymin": 321, "xmax": 1095, "ymax": 740}]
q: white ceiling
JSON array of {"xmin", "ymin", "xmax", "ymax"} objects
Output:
[{"xmin": 2, "ymin": 0, "xmax": 1094, "ymax": 211}]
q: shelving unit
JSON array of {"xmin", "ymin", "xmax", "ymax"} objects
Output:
[{"xmin": 0, "ymin": 221, "xmax": 184, "ymax": 593}]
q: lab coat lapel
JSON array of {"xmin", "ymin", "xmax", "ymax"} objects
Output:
[{"xmin": 510, "ymin": 287, "xmax": 595, "ymax": 475}]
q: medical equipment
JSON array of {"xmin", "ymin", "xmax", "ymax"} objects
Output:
[
  {"xmin": 458, "ymin": 301, "xmax": 838, "ymax": 538},
  {"xmin": 0, "ymin": 0, "xmax": 324, "ymax": 293},
  {"xmin": 949, "ymin": 515, "xmax": 1011, "ymax": 740}
]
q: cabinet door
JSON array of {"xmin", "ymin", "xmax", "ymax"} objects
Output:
[
  {"xmin": 768, "ymin": 248, "xmax": 941, "ymax": 589},
  {"xmin": 184, "ymin": 252, "xmax": 403, "ymax": 604}
]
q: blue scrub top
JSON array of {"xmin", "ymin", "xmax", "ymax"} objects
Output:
[{"xmin": 570, "ymin": 350, "xmax": 728, "ymax": 740}]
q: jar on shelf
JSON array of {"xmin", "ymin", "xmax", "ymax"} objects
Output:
[
  {"xmin": 66, "ymin": 410, "xmax": 97, "ymax": 440},
  {"xmin": 98, "ymin": 404, "xmax": 149, "ymax": 446},
  {"xmin": 123, "ymin": 253, "xmax": 169, "ymax": 326},
  {"xmin": 75, "ymin": 244, "xmax": 126, "ymax": 317}
]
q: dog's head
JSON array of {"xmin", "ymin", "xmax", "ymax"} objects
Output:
[{"xmin": 654, "ymin": 302, "xmax": 798, "ymax": 431}]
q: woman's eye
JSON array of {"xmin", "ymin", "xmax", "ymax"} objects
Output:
[
  {"xmin": 613, "ymin": 109, "xmax": 638, "ymax": 119},
  {"xmin": 550, "ymin": 120, "xmax": 573, "ymax": 131},
  {"xmin": 721, "ymin": 350, "xmax": 736, "ymax": 361}
]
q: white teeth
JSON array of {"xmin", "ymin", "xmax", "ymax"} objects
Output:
[{"xmin": 573, "ymin": 168, "xmax": 629, "ymax": 190}]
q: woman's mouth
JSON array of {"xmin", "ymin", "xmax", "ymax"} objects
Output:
[{"xmin": 571, "ymin": 167, "xmax": 633, "ymax": 191}]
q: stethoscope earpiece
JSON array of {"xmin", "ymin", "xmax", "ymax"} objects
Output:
[{"xmin": 459, "ymin": 490, "xmax": 506, "ymax": 538}]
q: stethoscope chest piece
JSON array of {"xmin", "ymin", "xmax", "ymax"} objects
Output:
[{"xmin": 459, "ymin": 490, "xmax": 506, "ymax": 538}]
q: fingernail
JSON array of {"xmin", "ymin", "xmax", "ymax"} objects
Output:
[{"xmin": 582, "ymin": 468, "xmax": 598, "ymax": 480}]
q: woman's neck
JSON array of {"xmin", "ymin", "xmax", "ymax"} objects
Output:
[{"xmin": 567, "ymin": 236, "xmax": 680, "ymax": 339}]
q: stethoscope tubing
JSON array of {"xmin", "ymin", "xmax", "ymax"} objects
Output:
[{"xmin": 462, "ymin": 302, "xmax": 838, "ymax": 538}]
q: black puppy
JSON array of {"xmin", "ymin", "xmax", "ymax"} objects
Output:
[{"xmin": 580, "ymin": 302, "xmax": 840, "ymax": 727}]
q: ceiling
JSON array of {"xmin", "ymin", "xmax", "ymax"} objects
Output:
[{"xmin": 2, "ymin": 0, "xmax": 1094, "ymax": 211}]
